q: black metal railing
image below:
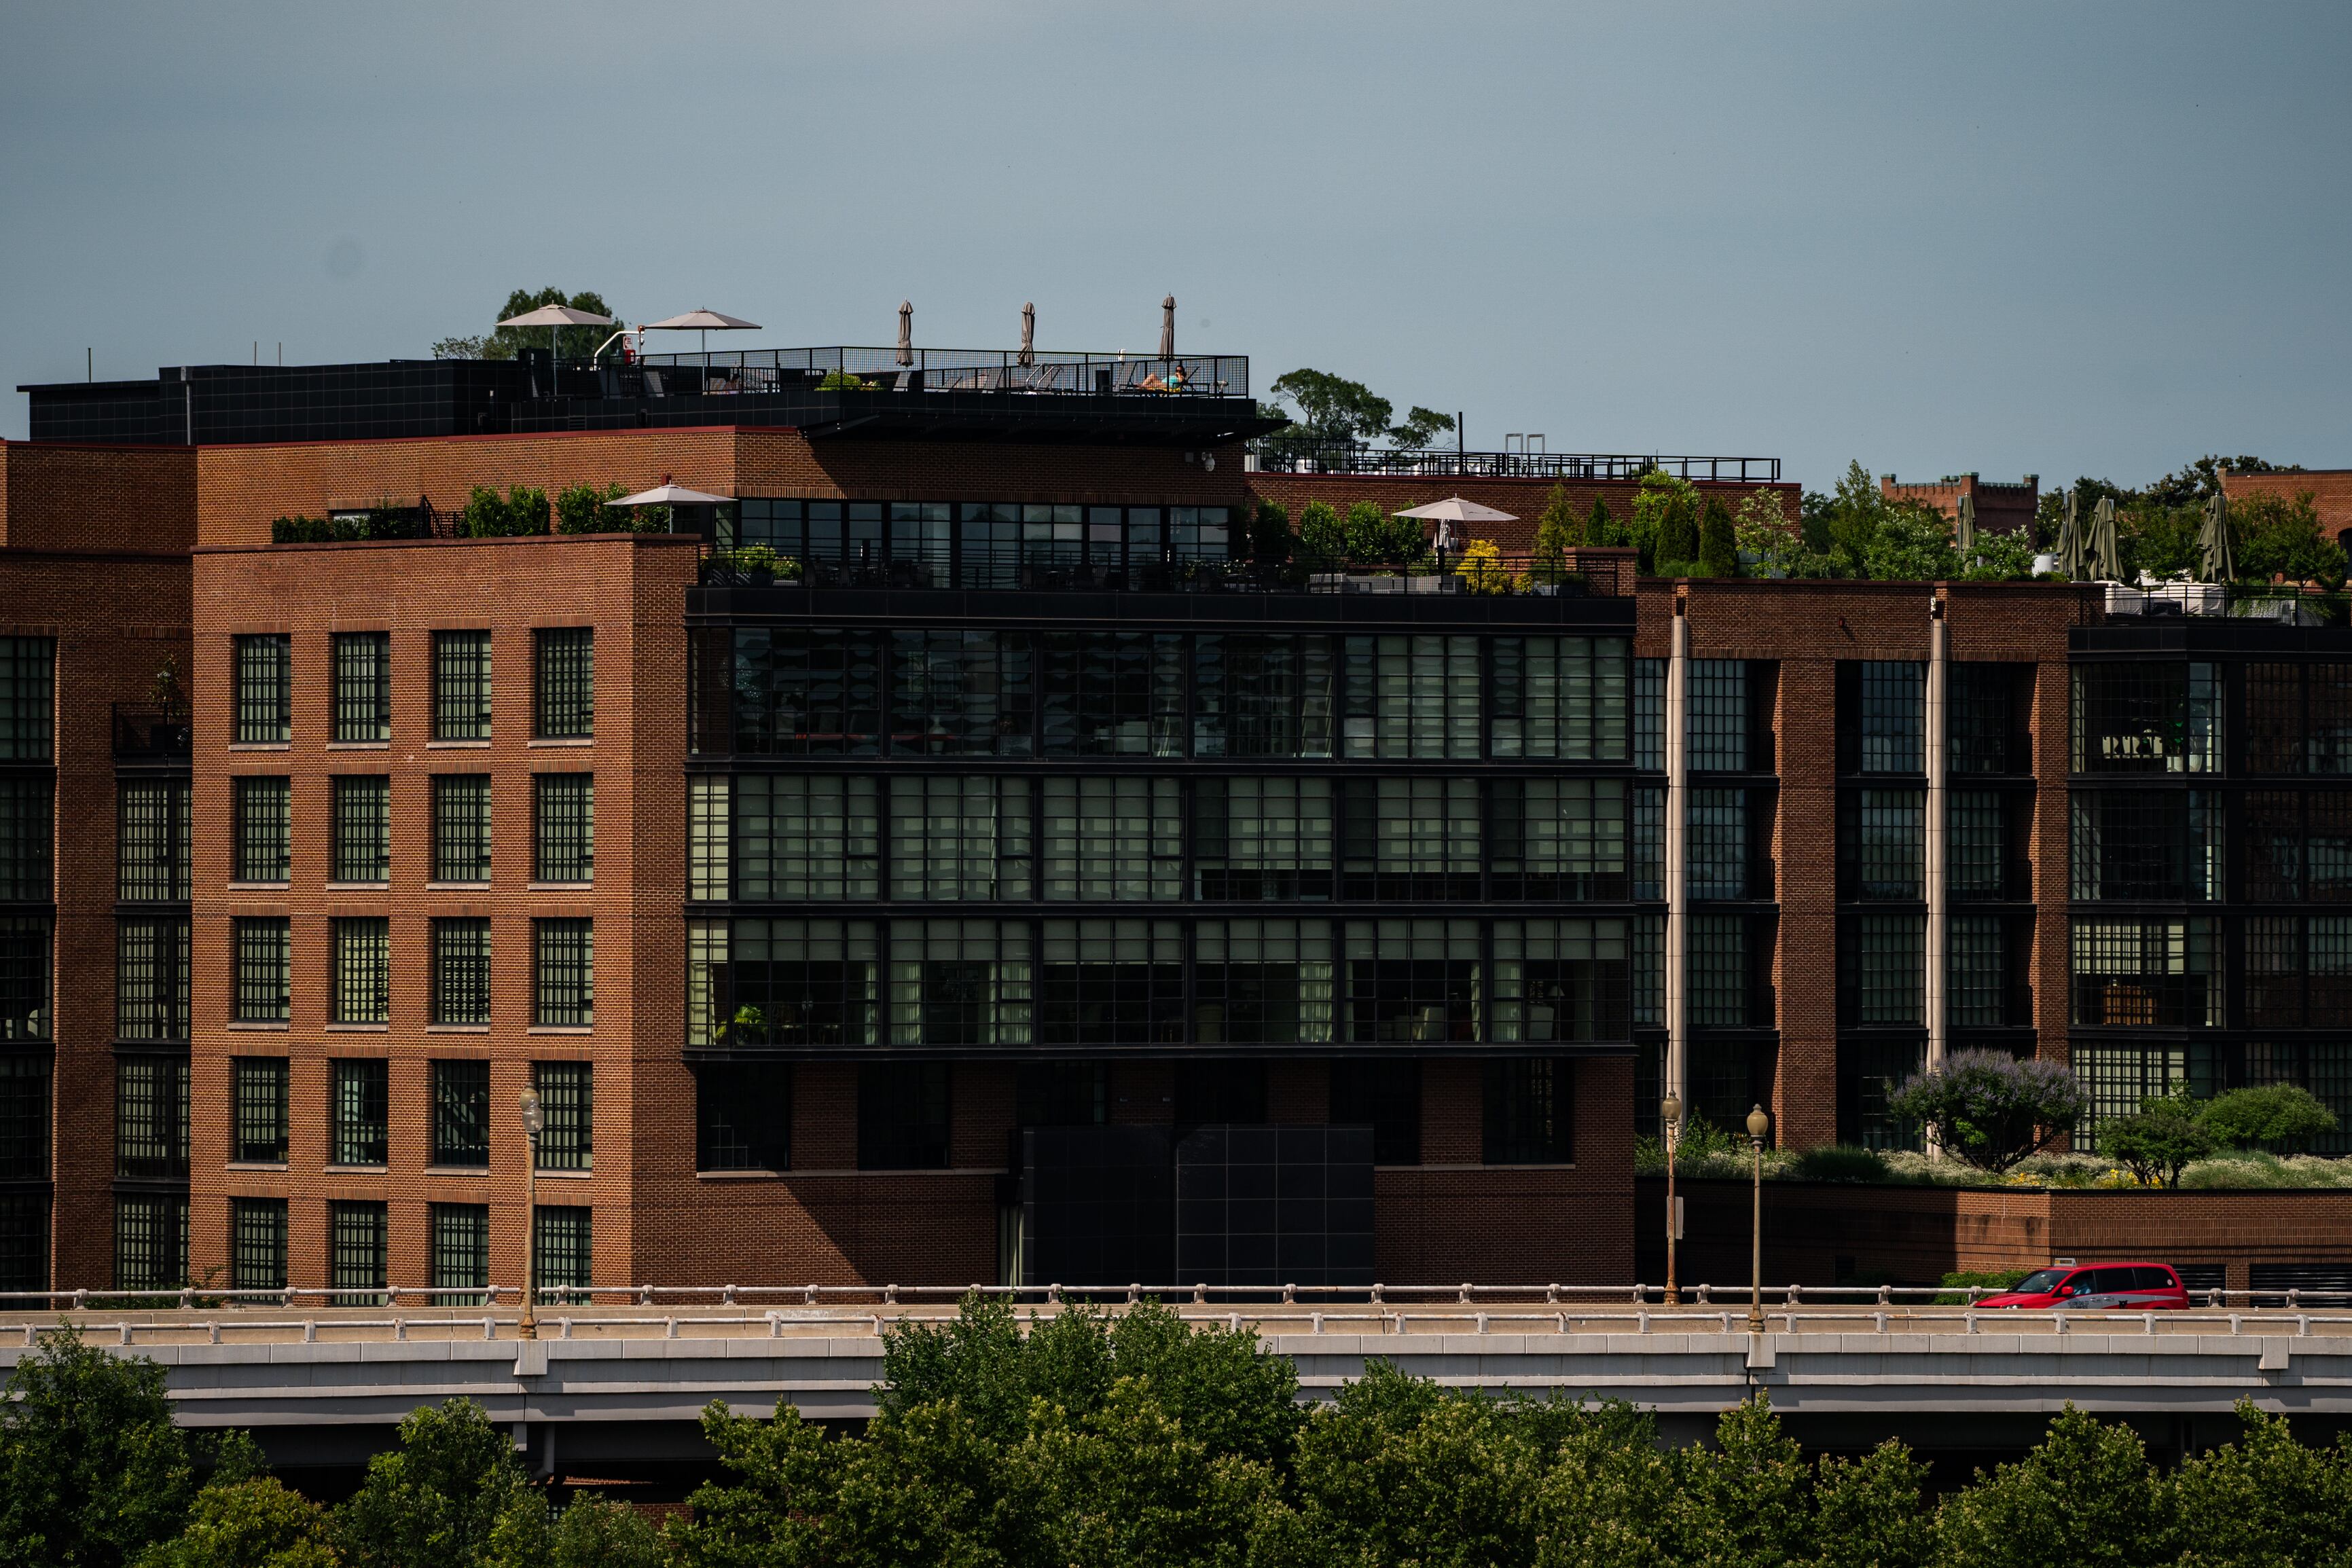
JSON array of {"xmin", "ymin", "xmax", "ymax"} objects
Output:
[
  {"xmin": 625, "ymin": 347, "xmax": 1250, "ymax": 401},
  {"xmin": 698, "ymin": 547, "xmax": 1600, "ymax": 598},
  {"xmin": 113, "ymin": 704, "xmax": 191, "ymax": 760},
  {"xmin": 1247, "ymin": 442, "xmax": 1779, "ymax": 483}
]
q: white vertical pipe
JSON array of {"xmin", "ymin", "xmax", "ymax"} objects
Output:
[
  {"xmin": 1665, "ymin": 599, "xmax": 1690, "ymax": 1118},
  {"xmin": 1925, "ymin": 596, "xmax": 1949, "ymax": 1074}
]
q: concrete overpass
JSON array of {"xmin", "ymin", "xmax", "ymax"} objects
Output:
[{"xmin": 12, "ymin": 1295, "xmax": 2352, "ymax": 1470}]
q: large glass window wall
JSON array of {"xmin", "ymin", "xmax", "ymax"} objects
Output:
[{"xmin": 734, "ymin": 499, "xmax": 1234, "ymax": 589}]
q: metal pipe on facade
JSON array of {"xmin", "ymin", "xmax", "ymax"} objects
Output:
[
  {"xmin": 1665, "ymin": 596, "xmax": 1690, "ymax": 1131},
  {"xmin": 1925, "ymin": 596, "xmax": 1949, "ymax": 1077}
]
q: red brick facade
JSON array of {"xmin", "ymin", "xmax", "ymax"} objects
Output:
[{"xmin": 1879, "ymin": 473, "xmax": 2040, "ymax": 539}]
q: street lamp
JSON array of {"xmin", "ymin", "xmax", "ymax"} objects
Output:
[
  {"xmin": 1745, "ymin": 1104, "xmax": 1771, "ymax": 1333},
  {"xmin": 1661, "ymin": 1093, "xmax": 1682, "ymax": 1306},
  {"xmin": 518, "ymin": 1084, "xmax": 545, "ymax": 1341}
]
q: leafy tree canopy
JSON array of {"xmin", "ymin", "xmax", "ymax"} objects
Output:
[
  {"xmin": 0, "ymin": 1326, "xmax": 201, "ymax": 1568},
  {"xmin": 2199, "ymin": 1084, "xmax": 2340, "ymax": 1151},
  {"xmin": 437, "ymin": 289, "xmax": 623, "ymax": 363},
  {"xmin": 1887, "ymin": 1049, "xmax": 2086, "ymax": 1174},
  {"xmin": 2101, "ymin": 1091, "xmax": 2219, "ymax": 1189}
]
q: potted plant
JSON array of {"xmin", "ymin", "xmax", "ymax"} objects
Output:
[
  {"xmin": 736, "ymin": 544, "xmax": 780, "ymax": 585},
  {"xmin": 721, "ymin": 1004, "xmax": 767, "ymax": 1046}
]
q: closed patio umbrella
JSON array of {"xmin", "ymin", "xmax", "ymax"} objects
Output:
[
  {"xmin": 2056, "ymin": 490, "xmax": 2086, "ymax": 580},
  {"xmin": 497, "ymin": 302, "xmax": 613, "ymax": 395},
  {"xmin": 898, "ymin": 301, "xmax": 914, "ymax": 367},
  {"xmin": 1019, "ymin": 302, "xmax": 1035, "ymax": 367},
  {"xmin": 1955, "ymin": 492, "xmax": 1977, "ymax": 556},
  {"xmin": 2088, "ymin": 496, "xmax": 2121, "ymax": 582},
  {"xmin": 2201, "ymin": 489, "xmax": 2235, "ymax": 583},
  {"xmin": 1159, "ymin": 295, "xmax": 1176, "ymax": 360}
]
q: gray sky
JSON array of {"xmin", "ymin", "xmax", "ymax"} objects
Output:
[{"xmin": 3, "ymin": 1, "xmax": 2346, "ymax": 492}]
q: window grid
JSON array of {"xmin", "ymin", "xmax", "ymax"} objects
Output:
[
  {"xmin": 1633, "ymin": 658, "xmax": 1665, "ymax": 771},
  {"xmin": 330, "ymin": 1057, "xmax": 388, "ymax": 1166},
  {"xmin": 433, "ymin": 631, "xmax": 492, "ymax": 741},
  {"xmin": 708, "ymin": 919, "xmax": 880, "ymax": 1049},
  {"xmin": 0, "ymin": 1056, "xmax": 50, "ymax": 1180},
  {"xmin": 1194, "ymin": 778, "xmax": 1333, "ymax": 900},
  {"xmin": 533, "ymin": 773, "xmax": 594, "ymax": 882},
  {"xmin": 232, "ymin": 1057, "xmax": 288, "ymax": 1163},
  {"xmin": 230, "ymin": 1197, "xmax": 287, "ymax": 1296},
  {"xmin": 1949, "ymin": 915, "xmax": 2006, "ymax": 1027},
  {"xmin": 331, "ymin": 917, "xmax": 389, "ymax": 1025},
  {"xmin": 1949, "ymin": 664, "xmax": 2018, "ymax": 774},
  {"xmin": 1950, "ymin": 790, "xmax": 2007, "ymax": 900},
  {"xmin": 1854, "ymin": 788, "xmax": 1925, "ymax": 900},
  {"xmin": 329, "ymin": 1201, "xmax": 388, "ymax": 1306},
  {"xmin": 431, "ymin": 918, "xmax": 491, "ymax": 1027},
  {"xmin": 331, "ymin": 776, "xmax": 390, "ymax": 882},
  {"xmin": 0, "ymin": 638, "xmax": 55, "ymax": 761},
  {"xmin": 1848, "ymin": 913, "xmax": 1925, "ymax": 1026},
  {"xmin": 431, "ymin": 1203, "xmax": 491, "ymax": 1305},
  {"xmin": 116, "ymin": 780, "xmax": 188, "ymax": 902},
  {"xmin": 1343, "ymin": 634, "xmax": 1482, "ymax": 760},
  {"xmin": 1344, "ymin": 919, "xmax": 1481, "ymax": 1044},
  {"xmin": 0, "ymin": 917, "xmax": 52, "ymax": 1041},
  {"xmin": 889, "ymin": 920, "xmax": 1032, "ymax": 1046},
  {"xmin": 1043, "ymin": 778, "xmax": 1182, "ymax": 900},
  {"xmin": 232, "ymin": 777, "xmax": 291, "ymax": 883},
  {"xmin": 1689, "ymin": 913, "xmax": 1750, "ymax": 1026},
  {"xmin": 1494, "ymin": 918, "xmax": 1632, "ymax": 1043},
  {"xmin": 532, "ymin": 1061, "xmax": 592, "ymax": 1170},
  {"xmin": 1039, "ymin": 918, "xmax": 1186, "ymax": 1045},
  {"xmin": 431, "ymin": 1059, "xmax": 490, "ymax": 1166},
  {"xmin": 533, "ymin": 627, "xmax": 595, "ymax": 739},
  {"xmin": 689, "ymin": 775, "xmax": 730, "ymax": 900},
  {"xmin": 2071, "ymin": 661, "xmax": 2222, "ymax": 774},
  {"xmin": 431, "ymin": 775, "xmax": 492, "ymax": 883},
  {"xmin": 1687, "ymin": 788, "xmax": 1747, "ymax": 900},
  {"xmin": 1195, "ymin": 919, "xmax": 1335, "ymax": 1045},
  {"xmin": 2069, "ymin": 917, "xmax": 2222, "ymax": 1028},
  {"xmin": 534, "ymin": 1206, "xmax": 592, "ymax": 1299},
  {"xmin": 1193, "ymin": 634, "xmax": 1337, "ymax": 759},
  {"xmin": 0, "ymin": 1195, "xmax": 45, "ymax": 1293},
  {"xmin": 1042, "ymin": 632, "xmax": 1186, "ymax": 756},
  {"xmin": 1859, "ymin": 662, "xmax": 1925, "ymax": 774},
  {"xmin": 114, "ymin": 1055, "xmax": 187, "ymax": 1179},
  {"xmin": 0, "ymin": 778, "xmax": 52, "ymax": 902},
  {"xmin": 331, "ymin": 632, "xmax": 391, "ymax": 743},
  {"xmin": 115, "ymin": 917, "xmax": 189, "ymax": 1041},
  {"xmin": 741, "ymin": 776, "xmax": 882, "ymax": 899},
  {"xmin": 1488, "ymin": 635, "xmax": 1631, "ymax": 762},
  {"xmin": 891, "ymin": 630, "xmax": 1037, "ymax": 756},
  {"xmin": 533, "ymin": 919, "xmax": 593, "ymax": 1027},
  {"xmin": 2073, "ymin": 1045, "xmax": 2186, "ymax": 1140},
  {"xmin": 1686, "ymin": 660, "xmax": 1748, "ymax": 771},
  {"xmin": 721, "ymin": 627, "xmax": 886, "ymax": 756},
  {"xmin": 113, "ymin": 1194, "xmax": 187, "ymax": 1293},
  {"xmin": 233, "ymin": 635, "xmax": 291, "ymax": 745}
]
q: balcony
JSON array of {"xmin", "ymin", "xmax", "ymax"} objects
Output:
[
  {"xmin": 696, "ymin": 547, "xmax": 1610, "ymax": 598},
  {"xmin": 1246, "ymin": 439, "xmax": 1781, "ymax": 484},
  {"xmin": 112, "ymin": 704, "xmax": 191, "ymax": 763}
]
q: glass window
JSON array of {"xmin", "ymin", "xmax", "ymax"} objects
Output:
[
  {"xmin": 1633, "ymin": 658, "xmax": 1665, "ymax": 771},
  {"xmin": 533, "ymin": 627, "xmax": 594, "ymax": 740},
  {"xmin": 533, "ymin": 919, "xmax": 593, "ymax": 1027},
  {"xmin": 115, "ymin": 917, "xmax": 189, "ymax": 1040},
  {"xmin": 858, "ymin": 1061, "xmax": 949, "ymax": 1169},
  {"xmin": 1950, "ymin": 790, "xmax": 2008, "ymax": 900},
  {"xmin": 705, "ymin": 919, "xmax": 879, "ymax": 1048},
  {"xmin": 1843, "ymin": 913, "xmax": 1923, "ymax": 1026},
  {"xmin": 331, "ymin": 776, "xmax": 390, "ymax": 882},
  {"xmin": 1494, "ymin": 919, "xmax": 1631, "ymax": 1042},
  {"xmin": 1042, "ymin": 778, "xmax": 1181, "ymax": 900},
  {"xmin": 532, "ymin": 1061, "xmax": 592, "ymax": 1169},
  {"xmin": 534, "ymin": 1206, "xmax": 592, "ymax": 1300},
  {"xmin": 2071, "ymin": 790, "xmax": 2221, "ymax": 902},
  {"xmin": 432, "ymin": 918, "xmax": 490, "ymax": 1026},
  {"xmin": 331, "ymin": 632, "xmax": 391, "ymax": 743},
  {"xmin": 0, "ymin": 1056, "xmax": 49, "ymax": 1180},
  {"xmin": 1489, "ymin": 636, "xmax": 1631, "ymax": 762},
  {"xmin": 0, "ymin": 779, "xmax": 51, "ymax": 902},
  {"xmin": 1632, "ymin": 786, "xmax": 1664, "ymax": 901},
  {"xmin": 891, "ymin": 632, "xmax": 1034, "ymax": 756},
  {"xmin": 1686, "ymin": 788, "xmax": 1748, "ymax": 900},
  {"xmin": 116, "ymin": 780, "xmax": 187, "ymax": 901},
  {"xmin": 0, "ymin": 638, "xmax": 54, "ymax": 761},
  {"xmin": 1688, "ymin": 659, "xmax": 1748, "ymax": 771},
  {"xmin": 1841, "ymin": 1037, "xmax": 1924, "ymax": 1152},
  {"xmin": 1490, "ymin": 778, "xmax": 1629, "ymax": 901},
  {"xmin": 533, "ymin": 773, "xmax": 594, "ymax": 883},
  {"xmin": 1847, "ymin": 788, "xmax": 1925, "ymax": 900},
  {"xmin": 232, "ymin": 777, "xmax": 291, "ymax": 882},
  {"xmin": 1039, "ymin": 918, "xmax": 1185, "ymax": 1045},
  {"xmin": 1949, "ymin": 663, "xmax": 2021, "ymax": 774},
  {"xmin": 1858, "ymin": 662, "xmax": 1925, "ymax": 773},
  {"xmin": 1483, "ymin": 1059, "xmax": 1573, "ymax": 1164},
  {"xmin": 888, "ymin": 500, "xmax": 953, "ymax": 587},
  {"xmin": 1690, "ymin": 912, "xmax": 1752, "ymax": 1026},
  {"xmin": 2313, "ymin": 793, "xmax": 2352, "ymax": 902},
  {"xmin": 431, "ymin": 1059, "xmax": 489, "ymax": 1166},
  {"xmin": 2247, "ymin": 917, "xmax": 2304, "ymax": 1027},
  {"xmin": 433, "ymin": 631, "xmax": 492, "ymax": 741},
  {"xmin": 331, "ymin": 918, "xmax": 389, "ymax": 1025},
  {"xmin": 1195, "ymin": 919, "xmax": 1335, "ymax": 1045},
  {"xmin": 2073, "ymin": 1044, "xmax": 2186, "ymax": 1141},
  {"xmin": 230, "ymin": 1197, "xmax": 287, "ymax": 1296},
  {"xmin": 1633, "ymin": 913, "xmax": 1664, "ymax": 1028},
  {"xmin": 696, "ymin": 1061, "xmax": 792, "ymax": 1172},
  {"xmin": 1344, "ymin": 635, "xmax": 1481, "ymax": 759},
  {"xmin": 1193, "ymin": 778, "xmax": 1334, "ymax": 900},
  {"xmin": 431, "ymin": 1203, "xmax": 490, "ymax": 1305},
  {"xmin": 1193, "ymin": 634, "xmax": 1337, "ymax": 758},
  {"xmin": 1341, "ymin": 778, "xmax": 1481, "ymax": 900},
  {"xmin": 1043, "ymin": 632, "xmax": 1184, "ymax": 756},
  {"xmin": 2070, "ymin": 917, "xmax": 2222, "ymax": 1027},
  {"xmin": 232, "ymin": 635, "xmax": 291, "ymax": 745},
  {"xmin": 2247, "ymin": 663, "xmax": 2302, "ymax": 775},
  {"xmin": 1949, "ymin": 914, "xmax": 2008, "ymax": 1027},
  {"xmin": 2071, "ymin": 661, "xmax": 2222, "ymax": 773},
  {"xmin": 431, "ymin": 775, "xmax": 492, "ymax": 883},
  {"xmin": 0, "ymin": 918, "xmax": 50, "ymax": 1041},
  {"xmin": 1331, "ymin": 1059, "xmax": 1422, "ymax": 1165},
  {"xmin": 689, "ymin": 775, "xmax": 729, "ymax": 900},
  {"xmin": 114, "ymin": 1194, "xmax": 187, "ymax": 1293},
  {"xmin": 736, "ymin": 776, "xmax": 879, "ymax": 900},
  {"xmin": 329, "ymin": 1201, "xmax": 388, "ymax": 1306},
  {"xmin": 1017, "ymin": 1061, "xmax": 1108, "ymax": 1127},
  {"xmin": 232, "ymin": 1057, "xmax": 287, "ymax": 1163},
  {"xmin": 114, "ymin": 1055, "xmax": 187, "ymax": 1180},
  {"xmin": 330, "ymin": 1057, "xmax": 388, "ymax": 1165},
  {"xmin": 724, "ymin": 627, "xmax": 883, "ymax": 756},
  {"xmin": 888, "ymin": 920, "xmax": 1032, "ymax": 1046},
  {"xmin": 1345, "ymin": 919, "xmax": 1479, "ymax": 1043},
  {"xmin": 2314, "ymin": 666, "xmax": 2352, "ymax": 776}
]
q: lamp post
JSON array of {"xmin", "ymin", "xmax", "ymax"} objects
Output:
[
  {"xmin": 518, "ymin": 1084, "xmax": 544, "ymax": 1341},
  {"xmin": 1661, "ymin": 1093, "xmax": 1682, "ymax": 1306},
  {"xmin": 1745, "ymin": 1104, "xmax": 1770, "ymax": 1333}
]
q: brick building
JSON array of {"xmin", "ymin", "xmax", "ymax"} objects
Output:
[
  {"xmin": 1, "ymin": 346, "xmax": 2347, "ymax": 1300},
  {"xmin": 1880, "ymin": 473, "xmax": 2040, "ymax": 539}
]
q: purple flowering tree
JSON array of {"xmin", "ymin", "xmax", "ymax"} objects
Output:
[{"xmin": 1886, "ymin": 1049, "xmax": 2088, "ymax": 1174}]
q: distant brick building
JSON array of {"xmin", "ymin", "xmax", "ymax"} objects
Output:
[
  {"xmin": 1881, "ymin": 473, "xmax": 2040, "ymax": 539},
  {"xmin": 2222, "ymin": 468, "xmax": 2352, "ymax": 553}
]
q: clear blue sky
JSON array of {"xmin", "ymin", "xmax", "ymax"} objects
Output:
[{"xmin": 3, "ymin": 1, "xmax": 2346, "ymax": 492}]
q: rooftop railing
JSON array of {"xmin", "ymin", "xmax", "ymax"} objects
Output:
[
  {"xmin": 619, "ymin": 347, "xmax": 1250, "ymax": 401},
  {"xmin": 1247, "ymin": 441, "xmax": 1780, "ymax": 483},
  {"xmin": 698, "ymin": 547, "xmax": 1606, "ymax": 598}
]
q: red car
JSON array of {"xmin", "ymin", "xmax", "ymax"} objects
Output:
[{"xmin": 1976, "ymin": 1261, "xmax": 2190, "ymax": 1310}]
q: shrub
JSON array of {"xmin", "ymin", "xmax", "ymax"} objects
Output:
[
  {"xmin": 1454, "ymin": 539, "xmax": 1510, "ymax": 594},
  {"xmin": 2101, "ymin": 1091, "xmax": 2219, "ymax": 1188},
  {"xmin": 2199, "ymin": 1084, "xmax": 2340, "ymax": 1151},
  {"xmin": 816, "ymin": 369, "xmax": 871, "ymax": 390},
  {"xmin": 1886, "ymin": 1049, "xmax": 2086, "ymax": 1174},
  {"xmin": 1934, "ymin": 1267, "xmax": 2036, "ymax": 1304},
  {"xmin": 1789, "ymin": 1144, "xmax": 1889, "ymax": 1183},
  {"xmin": 460, "ymin": 484, "xmax": 549, "ymax": 538},
  {"xmin": 1697, "ymin": 496, "xmax": 1738, "ymax": 577},
  {"xmin": 1297, "ymin": 499, "xmax": 1345, "ymax": 565},
  {"xmin": 1635, "ymin": 469, "xmax": 1699, "ymax": 573},
  {"xmin": 552, "ymin": 481, "xmax": 631, "ymax": 534},
  {"xmin": 1343, "ymin": 500, "xmax": 1396, "ymax": 564},
  {"xmin": 1248, "ymin": 498, "xmax": 1292, "ymax": 564},
  {"xmin": 269, "ymin": 515, "xmax": 333, "ymax": 543}
]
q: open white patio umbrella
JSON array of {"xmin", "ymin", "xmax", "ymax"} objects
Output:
[
  {"xmin": 1395, "ymin": 496, "xmax": 1519, "ymax": 525},
  {"xmin": 643, "ymin": 308, "xmax": 761, "ymax": 362},
  {"xmin": 609, "ymin": 484, "xmax": 733, "ymax": 507},
  {"xmin": 496, "ymin": 303, "xmax": 613, "ymax": 395}
]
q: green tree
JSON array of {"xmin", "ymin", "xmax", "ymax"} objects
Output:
[
  {"xmin": 1806, "ymin": 1441, "xmax": 1936, "ymax": 1568},
  {"xmin": 1297, "ymin": 500, "xmax": 1345, "ymax": 566},
  {"xmin": 1634, "ymin": 471, "xmax": 1699, "ymax": 575},
  {"xmin": 1343, "ymin": 500, "xmax": 1418, "ymax": 566},
  {"xmin": 2199, "ymin": 1084, "xmax": 2340, "ymax": 1152},
  {"xmin": 1676, "ymin": 1397, "xmax": 1814, "ymax": 1565},
  {"xmin": 2167, "ymin": 1401, "xmax": 2352, "ymax": 1568},
  {"xmin": 1532, "ymin": 485, "xmax": 1580, "ymax": 579},
  {"xmin": 1248, "ymin": 499, "xmax": 1293, "ymax": 565},
  {"xmin": 1267, "ymin": 369, "xmax": 1392, "ymax": 448},
  {"xmin": 136, "ymin": 1479, "xmax": 338, "ymax": 1568},
  {"xmin": 542, "ymin": 1496, "xmax": 667, "ymax": 1568},
  {"xmin": 1957, "ymin": 526, "xmax": 2042, "ymax": 583},
  {"xmin": 2143, "ymin": 454, "xmax": 2301, "ymax": 509},
  {"xmin": 1885, "ymin": 1049, "xmax": 2086, "ymax": 1174},
  {"xmin": 2234, "ymin": 490, "xmax": 2347, "ymax": 586},
  {"xmin": 1585, "ymin": 497, "xmax": 1623, "ymax": 548},
  {"xmin": 1856, "ymin": 503, "xmax": 1960, "ymax": 581},
  {"xmin": 2101, "ymin": 1091, "xmax": 2219, "ymax": 1188},
  {"xmin": 1696, "ymin": 496, "xmax": 1738, "ymax": 577},
  {"xmin": 480, "ymin": 289, "xmax": 621, "ymax": 363},
  {"xmin": 1937, "ymin": 1406, "xmax": 2169, "ymax": 1568},
  {"xmin": 552, "ymin": 483, "xmax": 636, "ymax": 536},
  {"xmin": 0, "ymin": 1326, "xmax": 201, "ymax": 1568},
  {"xmin": 460, "ymin": 486, "xmax": 549, "ymax": 538},
  {"xmin": 1390, "ymin": 406, "xmax": 1456, "ymax": 450},
  {"xmin": 334, "ymin": 1400, "xmax": 543, "ymax": 1568}
]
